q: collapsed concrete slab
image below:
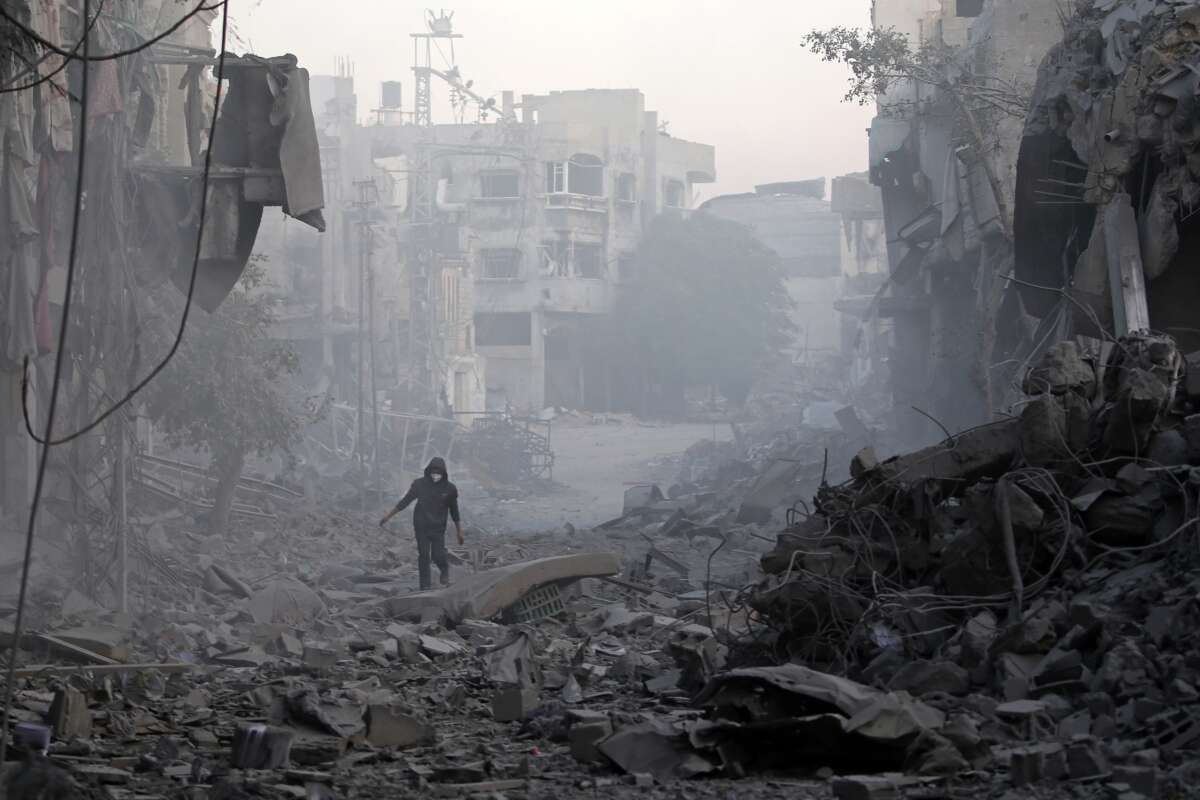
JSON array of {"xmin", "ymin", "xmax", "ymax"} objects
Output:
[
  {"xmin": 859, "ymin": 419, "xmax": 1019, "ymax": 495},
  {"xmin": 384, "ymin": 553, "xmax": 620, "ymax": 624}
]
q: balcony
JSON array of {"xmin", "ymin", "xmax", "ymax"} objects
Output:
[{"xmin": 543, "ymin": 193, "xmax": 608, "ymax": 214}]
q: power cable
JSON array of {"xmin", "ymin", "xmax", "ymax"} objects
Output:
[
  {"xmin": 20, "ymin": 1, "xmax": 230, "ymax": 447},
  {"xmin": 0, "ymin": 0, "xmax": 92, "ymax": 765},
  {"xmin": 0, "ymin": 0, "xmax": 106, "ymax": 95},
  {"xmin": 0, "ymin": 0, "xmax": 223, "ymax": 64}
]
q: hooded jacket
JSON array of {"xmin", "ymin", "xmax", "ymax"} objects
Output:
[{"xmin": 393, "ymin": 457, "xmax": 460, "ymax": 534}]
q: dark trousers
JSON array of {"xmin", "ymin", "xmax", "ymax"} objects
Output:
[{"xmin": 416, "ymin": 527, "xmax": 449, "ymax": 590}]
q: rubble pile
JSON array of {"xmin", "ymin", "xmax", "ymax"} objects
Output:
[
  {"xmin": 0, "ymin": 496, "xmax": 772, "ymax": 798},
  {"xmin": 747, "ymin": 335, "xmax": 1200, "ymax": 795},
  {"xmin": 5, "ymin": 338, "xmax": 1200, "ymax": 798}
]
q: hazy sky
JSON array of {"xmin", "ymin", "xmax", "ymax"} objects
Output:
[{"xmin": 234, "ymin": 1, "xmax": 875, "ymax": 200}]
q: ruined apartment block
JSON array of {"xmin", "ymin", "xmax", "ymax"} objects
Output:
[
  {"xmin": 366, "ymin": 88, "xmax": 716, "ymax": 413},
  {"xmin": 256, "ymin": 86, "xmax": 714, "ymax": 417}
]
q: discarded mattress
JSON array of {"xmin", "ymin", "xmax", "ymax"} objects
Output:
[{"xmin": 384, "ymin": 552, "xmax": 620, "ymax": 624}]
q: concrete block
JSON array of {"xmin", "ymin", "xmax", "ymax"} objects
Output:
[
  {"xmin": 1113, "ymin": 765, "xmax": 1158, "ymax": 798},
  {"xmin": 1067, "ymin": 741, "xmax": 1109, "ymax": 780},
  {"xmin": 301, "ymin": 643, "xmax": 339, "ymax": 670},
  {"xmin": 1010, "ymin": 743, "xmax": 1067, "ymax": 787},
  {"xmin": 231, "ymin": 724, "xmax": 294, "ymax": 769},
  {"xmin": 366, "ymin": 705, "xmax": 434, "ymax": 749},
  {"xmin": 491, "ymin": 688, "xmax": 539, "ymax": 722},
  {"xmin": 48, "ymin": 686, "xmax": 91, "ymax": 740},
  {"xmin": 831, "ymin": 774, "xmax": 916, "ymax": 799},
  {"xmin": 1009, "ymin": 748, "xmax": 1041, "ymax": 787},
  {"xmin": 569, "ymin": 719, "xmax": 613, "ymax": 763}
]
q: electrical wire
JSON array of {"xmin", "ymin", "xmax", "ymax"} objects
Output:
[
  {"xmin": 20, "ymin": 2, "xmax": 230, "ymax": 447},
  {"xmin": 0, "ymin": 0, "xmax": 106, "ymax": 95},
  {"xmin": 0, "ymin": 0, "xmax": 92, "ymax": 766},
  {"xmin": 0, "ymin": 0, "xmax": 224, "ymax": 64}
]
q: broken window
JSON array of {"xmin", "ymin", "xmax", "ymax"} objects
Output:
[
  {"xmin": 540, "ymin": 240, "xmax": 571, "ymax": 277},
  {"xmin": 545, "ymin": 162, "xmax": 566, "ymax": 194},
  {"xmin": 574, "ymin": 243, "xmax": 605, "ymax": 279},
  {"xmin": 616, "ymin": 173, "xmax": 637, "ymax": 203},
  {"xmin": 956, "ymin": 0, "xmax": 984, "ymax": 16},
  {"xmin": 480, "ymin": 171, "xmax": 520, "ymax": 198},
  {"xmin": 664, "ymin": 178, "xmax": 686, "ymax": 208},
  {"xmin": 480, "ymin": 248, "xmax": 522, "ymax": 280},
  {"xmin": 567, "ymin": 154, "xmax": 604, "ymax": 197},
  {"xmin": 475, "ymin": 312, "xmax": 532, "ymax": 346}
]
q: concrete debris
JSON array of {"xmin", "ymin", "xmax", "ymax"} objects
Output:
[
  {"xmin": 365, "ymin": 704, "xmax": 435, "ymax": 749},
  {"xmin": 231, "ymin": 724, "xmax": 295, "ymax": 769},
  {"xmin": 733, "ymin": 328, "xmax": 1200, "ymax": 794},
  {"xmin": 491, "ymin": 687, "xmax": 540, "ymax": 722},
  {"xmin": 248, "ymin": 579, "xmax": 328, "ymax": 626},
  {"xmin": 597, "ymin": 719, "xmax": 718, "ymax": 783}
]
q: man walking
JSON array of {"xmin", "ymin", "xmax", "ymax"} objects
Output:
[{"xmin": 379, "ymin": 457, "xmax": 464, "ymax": 590}]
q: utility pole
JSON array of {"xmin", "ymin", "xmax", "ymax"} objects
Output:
[
  {"xmin": 408, "ymin": 12, "xmax": 458, "ymax": 413},
  {"xmin": 406, "ymin": 10, "xmax": 519, "ymax": 414},
  {"xmin": 115, "ymin": 418, "xmax": 128, "ymax": 614},
  {"xmin": 353, "ymin": 179, "xmax": 375, "ymax": 522},
  {"xmin": 116, "ymin": 281, "xmax": 132, "ymax": 615},
  {"xmin": 367, "ymin": 239, "xmax": 381, "ymax": 505}
]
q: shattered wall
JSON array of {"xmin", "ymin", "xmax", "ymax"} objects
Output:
[
  {"xmin": 867, "ymin": 0, "xmax": 1066, "ymax": 440},
  {"xmin": 1015, "ymin": 0, "xmax": 1200, "ymax": 351}
]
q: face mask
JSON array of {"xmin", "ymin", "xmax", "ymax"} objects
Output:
[{"xmin": 431, "ymin": 473, "xmax": 444, "ymax": 483}]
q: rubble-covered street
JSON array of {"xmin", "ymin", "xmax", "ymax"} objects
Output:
[{"xmin": 5, "ymin": 1, "xmax": 1200, "ymax": 799}]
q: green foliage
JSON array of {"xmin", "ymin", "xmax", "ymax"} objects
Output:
[
  {"xmin": 609, "ymin": 212, "xmax": 792, "ymax": 404},
  {"xmin": 802, "ymin": 26, "xmax": 924, "ymax": 106},
  {"xmin": 145, "ymin": 263, "xmax": 302, "ymax": 468},
  {"xmin": 803, "ymin": 26, "xmax": 1029, "ymax": 121}
]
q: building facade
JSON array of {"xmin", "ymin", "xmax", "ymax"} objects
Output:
[
  {"xmin": 365, "ymin": 87, "xmax": 715, "ymax": 414},
  {"xmin": 867, "ymin": 0, "xmax": 1065, "ymax": 439}
]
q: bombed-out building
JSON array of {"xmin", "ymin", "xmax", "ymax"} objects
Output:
[
  {"xmin": 371, "ymin": 88, "xmax": 716, "ymax": 413},
  {"xmin": 270, "ymin": 82, "xmax": 717, "ymax": 416},
  {"xmin": 866, "ymin": 0, "xmax": 1065, "ymax": 438}
]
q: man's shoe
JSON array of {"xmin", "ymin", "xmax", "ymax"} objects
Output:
[{"xmin": 439, "ymin": 570, "xmax": 450, "ymax": 587}]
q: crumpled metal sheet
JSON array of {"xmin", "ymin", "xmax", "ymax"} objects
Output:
[{"xmin": 694, "ymin": 664, "xmax": 945, "ymax": 742}]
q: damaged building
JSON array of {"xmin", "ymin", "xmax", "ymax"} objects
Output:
[
  {"xmin": 8, "ymin": 3, "xmax": 1200, "ymax": 799},
  {"xmin": 865, "ymin": 0, "xmax": 1066, "ymax": 439},
  {"xmin": 0, "ymin": 2, "xmax": 325, "ymax": 517},
  {"xmin": 1014, "ymin": 0, "xmax": 1200, "ymax": 355},
  {"xmin": 253, "ymin": 67, "xmax": 716, "ymax": 418},
  {"xmin": 372, "ymin": 88, "xmax": 716, "ymax": 413}
]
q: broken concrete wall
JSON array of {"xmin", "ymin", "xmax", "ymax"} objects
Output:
[
  {"xmin": 968, "ymin": 0, "xmax": 1067, "ymax": 230},
  {"xmin": 1014, "ymin": 0, "xmax": 1200, "ymax": 350},
  {"xmin": 867, "ymin": 0, "xmax": 1067, "ymax": 441}
]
